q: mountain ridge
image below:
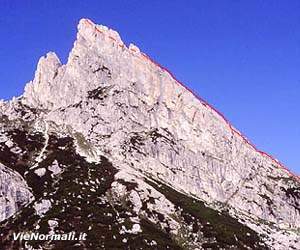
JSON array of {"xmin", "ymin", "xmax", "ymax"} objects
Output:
[
  {"xmin": 29, "ymin": 18, "xmax": 299, "ymax": 181},
  {"xmin": 0, "ymin": 18, "xmax": 299, "ymax": 249}
]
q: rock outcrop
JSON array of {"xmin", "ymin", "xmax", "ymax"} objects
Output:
[
  {"xmin": 0, "ymin": 163, "xmax": 32, "ymax": 222},
  {"xmin": 0, "ymin": 18, "xmax": 299, "ymax": 249}
]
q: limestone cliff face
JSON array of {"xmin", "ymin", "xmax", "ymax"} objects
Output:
[
  {"xmin": 0, "ymin": 163, "xmax": 32, "ymax": 222},
  {"xmin": 0, "ymin": 19, "xmax": 299, "ymax": 249}
]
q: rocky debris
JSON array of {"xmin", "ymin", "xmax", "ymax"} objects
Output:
[
  {"xmin": 34, "ymin": 199, "xmax": 51, "ymax": 216},
  {"xmin": 0, "ymin": 18, "xmax": 299, "ymax": 249}
]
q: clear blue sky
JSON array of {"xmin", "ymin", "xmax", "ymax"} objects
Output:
[{"xmin": 0, "ymin": 1, "xmax": 299, "ymax": 174}]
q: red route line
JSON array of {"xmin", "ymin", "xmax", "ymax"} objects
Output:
[
  {"xmin": 95, "ymin": 27, "xmax": 104, "ymax": 34},
  {"xmin": 130, "ymin": 47, "xmax": 138, "ymax": 53},
  {"xmin": 83, "ymin": 19, "xmax": 300, "ymax": 182},
  {"xmin": 108, "ymin": 36, "xmax": 117, "ymax": 42}
]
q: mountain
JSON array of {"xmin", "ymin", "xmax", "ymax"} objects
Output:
[{"xmin": 0, "ymin": 18, "xmax": 299, "ymax": 250}]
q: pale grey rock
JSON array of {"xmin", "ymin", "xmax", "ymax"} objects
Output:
[
  {"xmin": 5, "ymin": 140, "xmax": 14, "ymax": 148},
  {"xmin": 0, "ymin": 18, "xmax": 299, "ymax": 249},
  {"xmin": 110, "ymin": 169, "xmax": 180, "ymax": 236},
  {"xmin": 34, "ymin": 168, "xmax": 46, "ymax": 177},
  {"xmin": 34, "ymin": 199, "xmax": 51, "ymax": 216},
  {"xmin": 0, "ymin": 163, "xmax": 33, "ymax": 222},
  {"xmin": 48, "ymin": 160, "xmax": 62, "ymax": 176},
  {"xmin": 23, "ymin": 52, "xmax": 62, "ymax": 109},
  {"xmin": 48, "ymin": 219, "xmax": 58, "ymax": 228}
]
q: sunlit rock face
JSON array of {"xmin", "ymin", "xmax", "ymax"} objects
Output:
[{"xmin": 0, "ymin": 18, "xmax": 299, "ymax": 249}]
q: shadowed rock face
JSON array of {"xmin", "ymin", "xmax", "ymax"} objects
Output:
[
  {"xmin": 0, "ymin": 163, "xmax": 33, "ymax": 222},
  {"xmin": 0, "ymin": 19, "xmax": 299, "ymax": 249},
  {"xmin": 0, "ymin": 127, "xmax": 267, "ymax": 249}
]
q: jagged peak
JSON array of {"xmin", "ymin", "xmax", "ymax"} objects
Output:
[
  {"xmin": 77, "ymin": 18, "xmax": 125, "ymax": 47},
  {"xmin": 34, "ymin": 52, "xmax": 61, "ymax": 81},
  {"xmin": 75, "ymin": 18, "xmax": 142, "ymax": 56},
  {"xmin": 22, "ymin": 52, "xmax": 62, "ymax": 108},
  {"xmin": 22, "ymin": 19, "xmax": 143, "ymax": 110},
  {"xmin": 18, "ymin": 19, "xmax": 299, "ymax": 183},
  {"xmin": 1, "ymin": 18, "xmax": 300, "ymax": 250},
  {"xmin": 36, "ymin": 52, "xmax": 61, "ymax": 70}
]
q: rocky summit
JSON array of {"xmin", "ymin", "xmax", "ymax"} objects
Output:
[{"xmin": 0, "ymin": 18, "xmax": 299, "ymax": 250}]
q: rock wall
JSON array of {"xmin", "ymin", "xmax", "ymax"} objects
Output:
[
  {"xmin": 0, "ymin": 163, "xmax": 32, "ymax": 222},
  {"xmin": 0, "ymin": 18, "xmax": 298, "ymax": 248}
]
